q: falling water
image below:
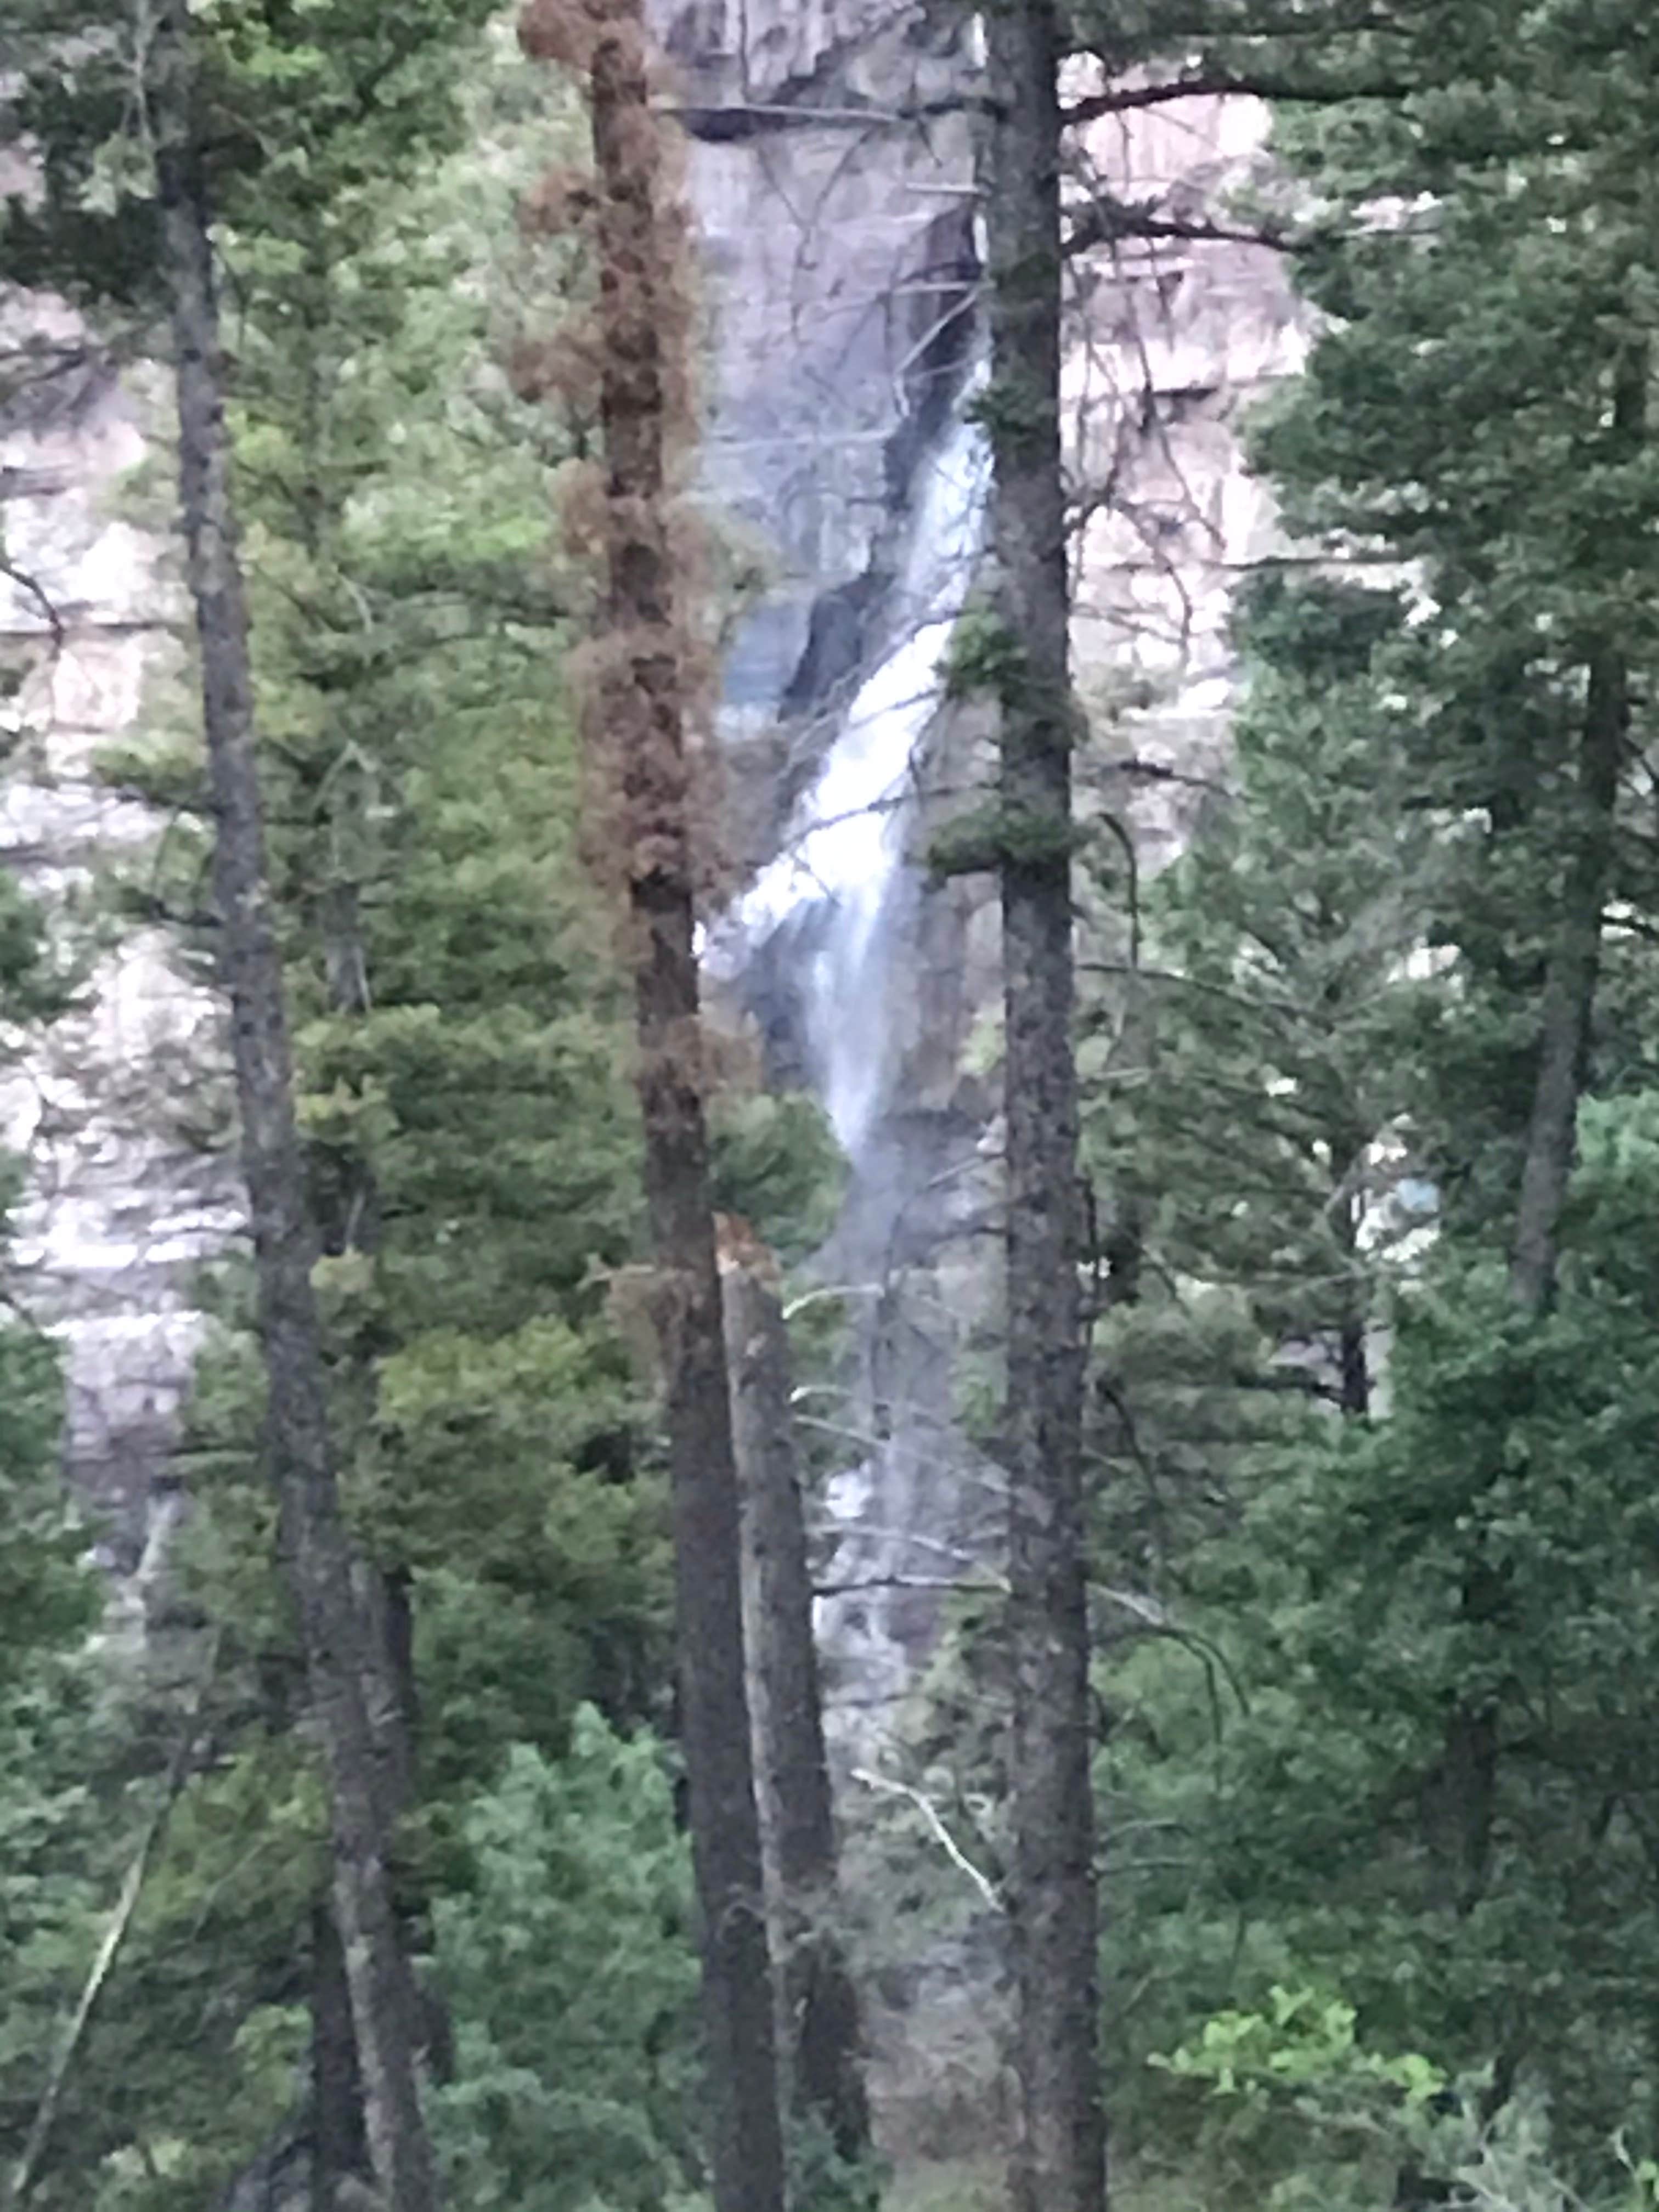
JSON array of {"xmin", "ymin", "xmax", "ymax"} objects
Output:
[
  {"xmin": 707, "ymin": 399, "xmax": 998, "ymax": 1767},
  {"xmin": 724, "ymin": 412, "xmax": 989, "ymax": 1153}
]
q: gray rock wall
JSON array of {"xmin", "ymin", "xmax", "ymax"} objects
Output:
[
  {"xmin": 657, "ymin": 2, "xmax": 1312, "ymax": 1764},
  {"xmin": 656, "ymin": 0, "xmax": 979, "ymax": 768},
  {"xmin": 0, "ymin": 298, "xmax": 241, "ymax": 1570},
  {"xmin": 1, "ymin": 5, "xmax": 1312, "ymax": 1664}
]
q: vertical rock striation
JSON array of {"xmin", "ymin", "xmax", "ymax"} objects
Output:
[{"xmin": 0, "ymin": 298, "xmax": 242, "ymax": 1582}]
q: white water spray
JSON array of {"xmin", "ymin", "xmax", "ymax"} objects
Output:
[{"xmin": 723, "ymin": 412, "xmax": 989, "ymax": 1152}]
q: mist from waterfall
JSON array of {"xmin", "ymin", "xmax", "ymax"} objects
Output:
[{"xmin": 727, "ymin": 412, "xmax": 989, "ymax": 1153}]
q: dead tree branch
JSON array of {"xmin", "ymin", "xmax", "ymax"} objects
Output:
[
  {"xmin": 851, "ymin": 1768, "xmax": 1005, "ymax": 1912},
  {"xmin": 6, "ymin": 1634, "xmax": 221, "ymax": 2210}
]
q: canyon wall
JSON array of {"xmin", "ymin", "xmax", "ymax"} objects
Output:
[
  {"xmin": 0, "ymin": 304, "xmax": 239, "ymax": 1590},
  {"xmin": 655, "ymin": 0, "xmax": 1309, "ymax": 1755},
  {"xmin": 2, "ymin": 2, "xmax": 1307, "ymax": 1690}
]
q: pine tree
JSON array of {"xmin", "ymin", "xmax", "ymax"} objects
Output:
[
  {"xmin": 41, "ymin": 49, "xmax": 673, "ymax": 2200},
  {"xmin": 515, "ymin": 3, "xmax": 785, "ymax": 2206},
  {"xmin": 1076, "ymin": 2, "xmax": 1659, "ymax": 2183},
  {"xmin": 978, "ymin": 4, "xmax": 1104, "ymax": 2207},
  {"xmin": 149, "ymin": 5, "xmax": 439, "ymax": 2197}
]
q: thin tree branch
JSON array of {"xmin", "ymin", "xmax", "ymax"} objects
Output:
[
  {"xmin": 1065, "ymin": 197, "xmax": 1303, "ymax": 260},
  {"xmin": 6, "ymin": 1633, "xmax": 221, "ymax": 2210},
  {"xmin": 851, "ymin": 1768, "xmax": 1004, "ymax": 1912},
  {"xmin": 0, "ymin": 557, "xmax": 65, "ymax": 653},
  {"xmin": 1091, "ymin": 1585, "xmax": 1251, "ymax": 1718},
  {"xmin": 815, "ymin": 1573, "xmax": 1006, "ymax": 1597},
  {"xmin": 1061, "ymin": 71, "xmax": 1410, "ymax": 127}
]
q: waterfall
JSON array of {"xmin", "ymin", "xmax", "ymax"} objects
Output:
[
  {"xmin": 708, "ymin": 400, "xmax": 1002, "ymax": 1763},
  {"xmin": 723, "ymin": 411, "xmax": 989, "ymax": 1154}
]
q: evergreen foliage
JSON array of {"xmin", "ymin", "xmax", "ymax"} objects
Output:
[
  {"xmin": 431, "ymin": 1709, "xmax": 701, "ymax": 2212},
  {"xmin": 3, "ymin": 12, "xmax": 677, "ymax": 2204},
  {"xmin": 1061, "ymin": 6, "xmax": 1659, "ymax": 2201},
  {"xmin": 12, "ymin": 0, "xmax": 1659, "ymax": 2205}
]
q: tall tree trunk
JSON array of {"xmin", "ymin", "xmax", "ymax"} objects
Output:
[
  {"xmin": 1336, "ymin": 1313, "xmax": 1370, "ymax": 1421},
  {"xmin": 313, "ymin": 748, "xmax": 416, "ymax": 1850},
  {"xmin": 295, "ymin": 240, "xmax": 428, "ymax": 2200},
  {"xmin": 312, "ymin": 1904, "xmax": 370, "ymax": 2208},
  {"xmin": 1509, "ymin": 341, "xmax": 1642, "ymax": 1313},
  {"xmin": 1436, "ymin": 342, "xmax": 1643, "ymax": 1928},
  {"xmin": 1507, "ymin": 652, "xmax": 1629, "ymax": 1311},
  {"xmin": 984, "ymin": 7, "xmax": 1106, "ymax": 2211},
  {"xmin": 524, "ymin": 4, "xmax": 785, "ymax": 2206},
  {"xmin": 151, "ymin": 13, "xmax": 438, "ymax": 2209},
  {"xmin": 309, "ymin": 860, "xmax": 439, "ymax": 2212},
  {"xmin": 720, "ymin": 1224, "xmax": 872, "ymax": 2176},
  {"xmin": 1330, "ymin": 1130, "xmax": 1371, "ymax": 1419}
]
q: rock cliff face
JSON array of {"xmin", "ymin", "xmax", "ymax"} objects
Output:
[
  {"xmin": 656, "ymin": 0, "xmax": 1309, "ymax": 1753},
  {"xmin": 3, "ymin": 7, "xmax": 1308, "ymax": 1704},
  {"xmin": 654, "ymin": 0, "xmax": 980, "ymax": 769},
  {"xmin": 0, "ymin": 303, "xmax": 240, "ymax": 1579}
]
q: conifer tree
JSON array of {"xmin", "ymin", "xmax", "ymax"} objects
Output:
[
  {"xmin": 979, "ymin": 4, "xmax": 1104, "ymax": 2208},
  {"xmin": 148, "ymin": 4, "xmax": 439, "ymax": 2200},
  {"xmin": 1077, "ymin": 4, "xmax": 1659, "ymax": 2181},
  {"xmin": 515, "ymin": 3, "xmax": 783, "ymax": 2207}
]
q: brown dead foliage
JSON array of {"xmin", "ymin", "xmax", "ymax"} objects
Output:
[
  {"xmin": 517, "ymin": 0, "xmax": 730, "ymax": 947},
  {"xmin": 505, "ymin": 324, "xmax": 605, "ymax": 414},
  {"xmin": 517, "ymin": 160, "xmax": 600, "ymax": 238}
]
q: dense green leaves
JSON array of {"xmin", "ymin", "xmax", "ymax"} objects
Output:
[
  {"xmin": 432, "ymin": 1711, "xmax": 702, "ymax": 2212},
  {"xmin": 13, "ymin": 0, "xmax": 1659, "ymax": 2204},
  {"xmin": 1069, "ymin": 5, "xmax": 1659, "ymax": 2199}
]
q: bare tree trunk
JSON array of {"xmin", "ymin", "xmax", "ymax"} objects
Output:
[
  {"xmin": 1510, "ymin": 341, "xmax": 1642, "ymax": 1312},
  {"xmin": 298, "ymin": 268, "xmax": 428, "ymax": 2197},
  {"xmin": 720, "ymin": 1225, "xmax": 872, "ymax": 2176},
  {"xmin": 308, "ymin": 870, "xmax": 442, "ymax": 2208},
  {"xmin": 1336, "ymin": 1313, "xmax": 1370, "ymax": 1420},
  {"xmin": 520, "ymin": 3, "xmax": 785, "ymax": 2205},
  {"xmin": 1330, "ymin": 1132, "xmax": 1370, "ymax": 1420},
  {"xmin": 984, "ymin": 6, "xmax": 1106, "ymax": 2211},
  {"xmin": 151, "ymin": 12, "xmax": 438, "ymax": 2207}
]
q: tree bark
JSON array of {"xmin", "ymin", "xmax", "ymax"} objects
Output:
[
  {"xmin": 556, "ymin": 8, "xmax": 786, "ymax": 2209},
  {"xmin": 150, "ymin": 12, "xmax": 438, "ymax": 2208},
  {"xmin": 1435, "ymin": 343, "xmax": 1644, "ymax": 1931},
  {"xmin": 984, "ymin": 7, "xmax": 1107, "ymax": 2211},
  {"xmin": 312, "ymin": 1903, "xmax": 371, "ymax": 2209},
  {"xmin": 1330, "ymin": 1133, "xmax": 1370, "ymax": 1419},
  {"xmin": 296, "ymin": 245, "xmax": 432, "ymax": 2199},
  {"xmin": 720, "ymin": 1224, "xmax": 872, "ymax": 2176},
  {"xmin": 1506, "ymin": 654, "xmax": 1629, "ymax": 1311},
  {"xmin": 1509, "ymin": 341, "xmax": 1642, "ymax": 1313}
]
